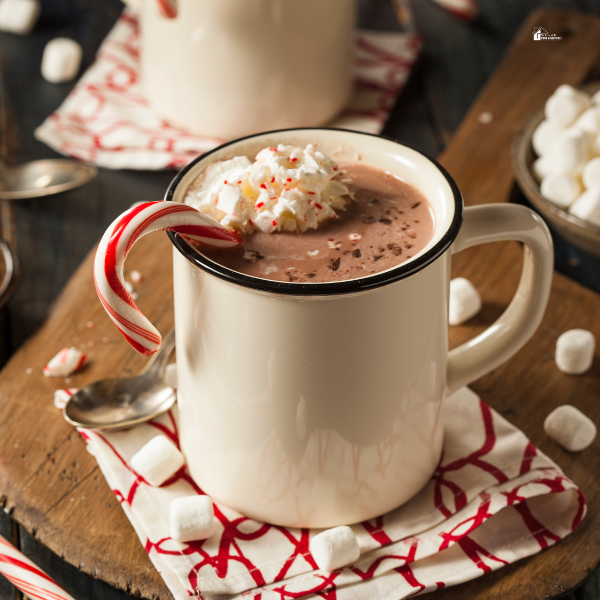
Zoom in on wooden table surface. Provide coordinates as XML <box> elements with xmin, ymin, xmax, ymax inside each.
<box><xmin>1</xmin><ymin>0</ymin><xmax>600</xmax><ymax>599</ymax></box>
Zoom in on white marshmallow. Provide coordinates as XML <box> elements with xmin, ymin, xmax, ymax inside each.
<box><xmin>532</xmin><ymin>120</ymin><xmax>564</xmax><ymax>157</ymax></box>
<box><xmin>548</xmin><ymin>129</ymin><xmax>588</xmax><ymax>175</ymax></box>
<box><xmin>310</xmin><ymin>526</ymin><xmax>360</xmax><ymax>572</ymax></box>
<box><xmin>130</xmin><ymin>435</ymin><xmax>185</xmax><ymax>486</ymax></box>
<box><xmin>583</xmin><ymin>157</ymin><xmax>600</xmax><ymax>189</ymax></box>
<box><xmin>555</xmin><ymin>329</ymin><xmax>596</xmax><ymax>375</ymax></box>
<box><xmin>575</xmin><ymin>106</ymin><xmax>600</xmax><ymax>135</ymax></box>
<box><xmin>532</xmin><ymin>155</ymin><xmax>559</xmax><ymax>182</ymax></box>
<box><xmin>592</xmin><ymin>90</ymin><xmax>600</xmax><ymax>106</ymax></box>
<box><xmin>0</xmin><ymin>0</ymin><xmax>39</xmax><ymax>34</ymax></box>
<box><xmin>170</xmin><ymin>496</ymin><xmax>216</xmax><ymax>542</ymax></box>
<box><xmin>41</xmin><ymin>38</ymin><xmax>82</xmax><ymax>84</ymax></box>
<box><xmin>449</xmin><ymin>277</ymin><xmax>482</xmax><ymax>326</ymax></box>
<box><xmin>540</xmin><ymin>174</ymin><xmax>581</xmax><ymax>209</ymax></box>
<box><xmin>569</xmin><ymin>188</ymin><xmax>600</xmax><ymax>227</ymax></box>
<box><xmin>544</xmin><ymin>405</ymin><xmax>596</xmax><ymax>451</ymax></box>
<box><xmin>545</xmin><ymin>87</ymin><xmax>590</xmax><ymax>128</ymax></box>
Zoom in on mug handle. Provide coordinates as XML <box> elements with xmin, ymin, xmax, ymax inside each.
<box><xmin>446</xmin><ymin>203</ymin><xmax>554</xmax><ymax>395</ymax></box>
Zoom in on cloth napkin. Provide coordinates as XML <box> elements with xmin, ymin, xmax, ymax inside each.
<box><xmin>76</xmin><ymin>386</ymin><xmax>585</xmax><ymax>600</ymax></box>
<box><xmin>34</xmin><ymin>11</ymin><xmax>421</xmax><ymax>171</ymax></box>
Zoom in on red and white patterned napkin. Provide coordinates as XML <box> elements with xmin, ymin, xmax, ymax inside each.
<box><xmin>34</xmin><ymin>11</ymin><xmax>421</xmax><ymax>171</ymax></box>
<box><xmin>76</xmin><ymin>386</ymin><xmax>584</xmax><ymax>599</ymax></box>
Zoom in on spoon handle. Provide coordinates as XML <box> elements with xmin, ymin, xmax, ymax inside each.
<box><xmin>144</xmin><ymin>330</ymin><xmax>176</xmax><ymax>378</ymax></box>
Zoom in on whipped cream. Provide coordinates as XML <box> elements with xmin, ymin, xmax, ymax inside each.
<box><xmin>185</xmin><ymin>144</ymin><xmax>348</xmax><ymax>233</ymax></box>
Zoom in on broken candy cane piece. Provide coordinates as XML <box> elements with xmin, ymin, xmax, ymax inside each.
<box><xmin>94</xmin><ymin>201</ymin><xmax>240</xmax><ymax>356</ymax></box>
<box><xmin>43</xmin><ymin>348</ymin><xmax>86</xmax><ymax>377</ymax></box>
<box><xmin>54</xmin><ymin>388</ymin><xmax>78</xmax><ymax>409</ymax></box>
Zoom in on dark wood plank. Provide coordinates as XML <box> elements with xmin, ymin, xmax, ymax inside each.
<box><xmin>424</xmin><ymin>7</ymin><xmax>600</xmax><ymax>599</ymax></box>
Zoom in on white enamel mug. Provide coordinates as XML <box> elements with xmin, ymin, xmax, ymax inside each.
<box><xmin>127</xmin><ymin>0</ymin><xmax>356</xmax><ymax>138</ymax></box>
<box><xmin>158</xmin><ymin>129</ymin><xmax>555</xmax><ymax>528</ymax></box>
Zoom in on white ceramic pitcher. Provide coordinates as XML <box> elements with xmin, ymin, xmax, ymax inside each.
<box><xmin>125</xmin><ymin>0</ymin><xmax>357</xmax><ymax>138</ymax></box>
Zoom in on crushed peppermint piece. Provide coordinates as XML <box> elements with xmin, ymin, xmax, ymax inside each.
<box><xmin>43</xmin><ymin>347</ymin><xmax>87</xmax><ymax>377</ymax></box>
<box><xmin>349</xmin><ymin>233</ymin><xmax>362</xmax><ymax>240</ymax></box>
<box><xmin>130</xmin><ymin>270</ymin><xmax>143</xmax><ymax>283</ymax></box>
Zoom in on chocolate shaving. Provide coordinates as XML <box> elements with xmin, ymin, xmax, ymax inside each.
<box><xmin>370</xmin><ymin>198</ymin><xmax>379</xmax><ymax>204</ymax></box>
<box><xmin>387</xmin><ymin>243</ymin><xmax>402</xmax><ymax>256</ymax></box>
<box><xmin>243</xmin><ymin>248</ymin><xmax>265</xmax><ymax>263</ymax></box>
<box><xmin>307</xmin><ymin>272</ymin><xmax>316</xmax><ymax>278</ymax></box>
<box><xmin>411</xmin><ymin>202</ymin><xmax>421</xmax><ymax>209</ymax></box>
<box><xmin>363</xmin><ymin>216</ymin><xmax>376</xmax><ymax>224</ymax></box>
<box><xmin>373</xmin><ymin>255</ymin><xmax>384</xmax><ymax>261</ymax></box>
<box><xmin>289</xmin><ymin>275</ymin><xmax>299</xmax><ymax>282</ymax></box>
<box><xmin>352</xmin><ymin>249</ymin><xmax>361</xmax><ymax>258</ymax></box>
<box><xmin>379</xmin><ymin>218</ymin><xmax>392</xmax><ymax>225</ymax></box>
<box><xmin>328</xmin><ymin>257</ymin><xmax>341</xmax><ymax>271</ymax></box>
<box><xmin>405</xmin><ymin>243</ymin><xmax>413</xmax><ymax>249</ymax></box>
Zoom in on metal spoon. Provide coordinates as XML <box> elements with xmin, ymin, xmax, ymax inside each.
<box><xmin>63</xmin><ymin>331</ymin><xmax>176</xmax><ymax>430</ymax></box>
<box><xmin>0</xmin><ymin>158</ymin><xmax>97</xmax><ymax>200</ymax></box>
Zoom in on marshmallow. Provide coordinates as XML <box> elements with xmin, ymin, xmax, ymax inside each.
<box><xmin>575</xmin><ymin>106</ymin><xmax>600</xmax><ymax>135</ymax></box>
<box><xmin>0</xmin><ymin>0</ymin><xmax>39</xmax><ymax>34</ymax></box>
<box><xmin>544</xmin><ymin>405</ymin><xmax>597</xmax><ymax>451</ymax></box>
<box><xmin>592</xmin><ymin>90</ymin><xmax>600</xmax><ymax>106</ymax></box>
<box><xmin>583</xmin><ymin>157</ymin><xmax>600</xmax><ymax>189</ymax></box>
<box><xmin>555</xmin><ymin>329</ymin><xmax>596</xmax><ymax>375</ymax></box>
<box><xmin>130</xmin><ymin>435</ymin><xmax>185</xmax><ymax>486</ymax></box>
<box><xmin>449</xmin><ymin>277</ymin><xmax>482</xmax><ymax>326</ymax></box>
<box><xmin>41</xmin><ymin>38</ymin><xmax>82</xmax><ymax>84</ymax></box>
<box><xmin>545</xmin><ymin>86</ymin><xmax>590</xmax><ymax>128</ymax></box>
<box><xmin>532</xmin><ymin>120</ymin><xmax>564</xmax><ymax>157</ymax></box>
<box><xmin>548</xmin><ymin>129</ymin><xmax>588</xmax><ymax>175</ymax></box>
<box><xmin>540</xmin><ymin>174</ymin><xmax>581</xmax><ymax>209</ymax></box>
<box><xmin>43</xmin><ymin>347</ymin><xmax>87</xmax><ymax>377</ymax></box>
<box><xmin>532</xmin><ymin>155</ymin><xmax>558</xmax><ymax>182</ymax></box>
<box><xmin>310</xmin><ymin>526</ymin><xmax>360</xmax><ymax>572</ymax></box>
<box><xmin>569</xmin><ymin>188</ymin><xmax>600</xmax><ymax>227</ymax></box>
<box><xmin>170</xmin><ymin>496</ymin><xmax>216</xmax><ymax>542</ymax></box>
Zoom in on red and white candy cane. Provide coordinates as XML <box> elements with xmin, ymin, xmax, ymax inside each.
<box><xmin>94</xmin><ymin>201</ymin><xmax>241</xmax><ymax>356</ymax></box>
<box><xmin>156</xmin><ymin>0</ymin><xmax>177</xmax><ymax>18</ymax></box>
<box><xmin>0</xmin><ymin>534</ymin><xmax>76</xmax><ymax>600</ymax></box>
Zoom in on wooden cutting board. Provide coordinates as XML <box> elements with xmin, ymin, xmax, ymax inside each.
<box><xmin>1</xmin><ymin>8</ymin><xmax>600</xmax><ymax>599</ymax></box>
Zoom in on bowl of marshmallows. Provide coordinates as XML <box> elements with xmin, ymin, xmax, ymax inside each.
<box><xmin>513</xmin><ymin>83</ymin><xmax>600</xmax><ymax>257</ymax></box>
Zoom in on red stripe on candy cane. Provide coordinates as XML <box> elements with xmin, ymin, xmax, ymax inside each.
<box><xmin>94</xmin><ymin>201</ymin><xmax>240</xmax><ymax>356</ymax></box>
<box><xmin>0</xmin><ymin>534</ymin><xmax>76</xmax><ymax>600</ymax></box>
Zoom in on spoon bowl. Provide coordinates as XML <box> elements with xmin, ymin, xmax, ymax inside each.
<box><xmin>64</xmin><ymin>332</ymin><xmax>176</xmax><ymax>430</ymax></box>
<box><xmin>0</xmin><ymin>158</ymin><xmax>97</xmax><ymax>200</ymax></box>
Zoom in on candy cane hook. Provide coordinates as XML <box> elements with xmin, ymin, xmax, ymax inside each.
<box><xmin>0</xmin><ymin>534</ymin><xmax>77</xmax><ymax>600</ymax></box>
<box><xmin>94</xmin><ymin>201</ymin><xmax>241</xmax><ymax>356</ymax></box>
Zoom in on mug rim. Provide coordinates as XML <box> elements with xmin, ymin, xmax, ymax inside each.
<box><xmin>165</xmin><ymin>128</ymin><xmax>463</xmax><ymax>296</ymax></box>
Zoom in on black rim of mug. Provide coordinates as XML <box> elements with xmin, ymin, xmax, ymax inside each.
<box><xmin>165</xmin><ymin>128</ymin><xmax>464</xmax><ymax>296</ymax></box>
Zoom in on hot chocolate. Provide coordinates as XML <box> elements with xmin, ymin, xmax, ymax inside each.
<box><xmin>189</xmin><ymin>163</ymin><xmax>435</xmax><ymax>283</ymax></box>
